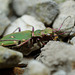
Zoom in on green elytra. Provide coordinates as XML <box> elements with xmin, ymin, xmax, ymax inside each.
<box><xmin>0</xmin><ymin>28</ymin><xmax>53</xmax><ymax>46</ymax></box>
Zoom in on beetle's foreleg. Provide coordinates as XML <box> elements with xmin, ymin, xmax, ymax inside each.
<box><xmin>36</xmin><ymin>38</ymin><xmax>45</xmax><ymax>46</ymax></box>
<box><xmin>13</xmin><ymin>27</ymin><xmax>21</xmax><ymax>33</ymax></box>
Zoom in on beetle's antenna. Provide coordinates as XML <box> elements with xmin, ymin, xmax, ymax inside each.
<box><xmin>53</xmin><ymin>30</ymin><xmax>72</xmax><ymax>38</ymax></box>
<box><xmin>13</xmin><ymin>27</ymin><xmax>21</xmax><ymax>33</ymax></box>
<box><xmin>51</xmin><ymin>16</ymin><xmax>72</xmax><ymax>41</ymax></box>
<box><xmin>54</xmin><ymin>16</ymin><xmax>71</xmax><ymax>32</ymax></box>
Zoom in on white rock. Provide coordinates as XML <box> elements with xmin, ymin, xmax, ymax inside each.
<box><xmin>37</xmin><ymin>41</ymin><xmax>75</xmax><ymax>74</ymax></box>
<box><xmin>23</xmin><ymin>60</ymin><xmax>49</xmax><ymax>75</ymax></box>
<box><xmin>4</xmin><ymin>15</ymin><xmax>45</xmax><ymax>35</ymax></box>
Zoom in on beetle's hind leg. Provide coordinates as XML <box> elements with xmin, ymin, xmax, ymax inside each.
<box><xmin>16</xmin><ymin>39</ymin><xmax>31</xmax><ymax>47</ymax></box>
<box><xmin>27</xmin><ymin>38</ymin><xmax>34</xmax><ymax>48</ymax></box>
<box><xmin>36</xmin><ymin>38</ymin><xmax>45</xmax><ymax>47</ymax></box>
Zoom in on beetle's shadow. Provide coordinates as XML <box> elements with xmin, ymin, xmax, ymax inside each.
<box><xmin>24</xmin><ymin>49</ymin><xmax>41</xmax><ymax>59</ymax></box>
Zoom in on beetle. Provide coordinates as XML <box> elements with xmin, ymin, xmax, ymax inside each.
<box><xmin>0</xmin><ymin>16</ymin><xmax>71</xmax><ymax>55</ymax></box>
<box><xmin>0</xmin><ymin>28</ymin><xmax>55</xmax><ymax>55</ymax></box>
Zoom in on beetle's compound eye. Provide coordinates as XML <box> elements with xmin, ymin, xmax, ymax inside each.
<box><xmin>47</xmin><ymin>34</ymin><xmax>50</xmax><ymax>36</ymax></box>
<box><xmin>10</xmin><ymin>36</ymin><xmax>15</xmax><ymax>38</ymax></box>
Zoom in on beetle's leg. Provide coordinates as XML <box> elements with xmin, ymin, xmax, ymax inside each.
<box><xmin>36</xmin><ymin>38</ymin><xmax>41</xmax><ymax>47</ymax></box>
<box><xmin>36</xmin><ymin>38</ymin><xmax>45</xmax><ymax>46</ymax></box>
<box><xmin>17</xmin><ymin>39</ymin><xmax>31</xmax><ymax>47</ymax></box>
<box><xmin>27</xmin><ymin>38</ymin><xmax>34</xmax><ymax>48</ymax></box>
<box><xmin>32</xmin><ymin>27</ymin><xmax>35</xmax><ymax>37</ymax></box>
<box><xmin>13</xmin><ymin>27</ymin><xmax>21</xmax><ymax>33</ymax></box>
<box><xmin>30</xmin><ymin>38</ymin><xmax>34</xmax><ymax>46</ymax></box>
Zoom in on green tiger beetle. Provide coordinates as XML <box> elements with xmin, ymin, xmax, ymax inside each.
<box><xmin>0</xmin><ymin>16</ymin><xmax>71</xmax><ymax>55</ymax></box>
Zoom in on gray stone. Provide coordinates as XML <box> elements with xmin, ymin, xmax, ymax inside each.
<box><xmin>53</xmin><ymin>0</ymin><xmax>75</xmax><ymax>34</ymax></box>
<box><xmin>0</xmin><ymin>0</ymin><xmax>11</xmax><ymax>15</ymax></box>
<box><xmin>70</xmin><ymin>26</ymin><xmax>75</xmax><ymax>36</ymax></box>
<box><xmin>12</xmin><ymin>0</ymin><xmax>59</xmax><ymax>25</ymax></box>
<box><xmin>19</xmin><ymin>57</ymin><xmax>34</xmax><ymax>65</ymax></box>
<box><xmin>69</xmin><ymin>37</ymin><xmax>75</xmax><ymax>45</ymax></box>
<box><xmin>9</xmin><ymin>16</ymin><xmax>17</xmax><ymax>22</ymax></box>
<box><xmin>37</xmin><ymin>41</ymin><xmax>75</xmax><ymax>74</ymax></box>
<box><xmin>68</xmin><ymin>70</ymin><xmax>75</xmax><ymax>75</ymax></box>
<box><xmin>0</xmin><ymin>12</ymin><xmax>10</xmax><ymax>36</ymax></box>
<box><xmin>0</xmin><ymin>46</ymin><xmax>23</xmax><ymax>68</ymax></box>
